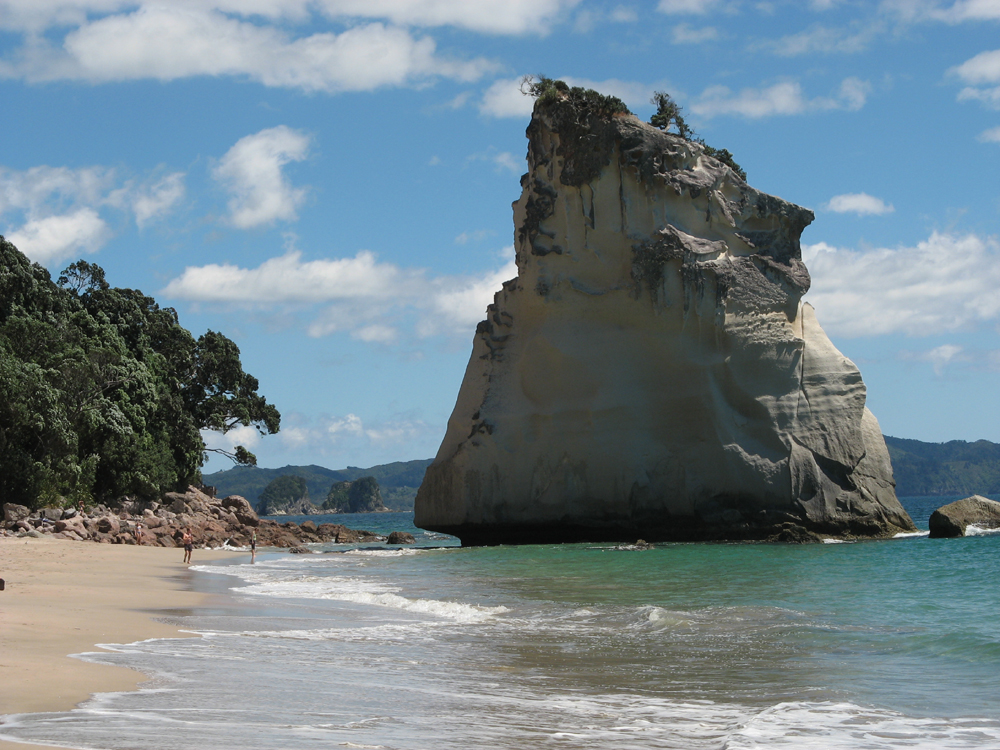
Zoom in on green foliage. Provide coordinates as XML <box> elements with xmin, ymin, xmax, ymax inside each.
<box><xmin>521</xmin><ymin>75</ymin><xmax>632</xmax><ymax>118</ymax></box>
<box><xmin>258</xmin><ymin>474</ymin><xmax>309</xmax><ymax>515</ymax></box>
<box><xmin>884</xmin><ymin>436</ymin><xmax>1000</xmax><ymax>496</ymax></box>
<box><xmin>323</xmin><ymin>480</ymin><xmax>351</xmax><ymax>512</ymax></box>
<box><xmin>648</xmin><ymin>90</ymin><xmax>748</xmax><ymax>182</ymax></box>
<box><xmin>650</xmin><ymin>91</ymin><xmax>692</xmax><ymax>139</ymax></box>
<box><xmin>0</xmin><ymin>237</ymin><xmax>280</xmax><ymax>509</ymax></box>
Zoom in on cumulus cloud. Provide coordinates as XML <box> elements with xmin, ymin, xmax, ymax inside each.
<box><xmin>0</xmin><ymin>163</ymin><xmax>183</xmax><ymax>264</ymax></box>
<box><xmin>979</xmin><ymin>126</ymin><xmax>1000</xmax><ymax>142</ymax></box>
<box><xmin>802</xmin><ymin>232</ymin><xmax>1000</xmax><ymax>338</ymax></box>
<box><xmin>212</xmin><ymin>126</ymin><xmax>310</xmax><ymax>229</ymax></box>
<box><xmin>162</xmin><ymin>249</ymin><xmax>415</xmax><ymax>303</ymax></box>
<box><xmin>479</xmin><ymin>77</ymin><xmax>535</xmax><ymax>118</ymax></box>
<box><xmin>823</xmin><ymin>192</ymin><xmax>894</xmax><ymax>215</ymax></box>
<box><xmin>951</xmin><ymin>49</ymin><xmax>1000</xmax><ymax>108</ymax></box>
<box><xmin>6</xmin><ymin>208</ymin><xmax>109</xmax><ymax>264</ymax></box>
<box><xmin>0</xmin><ymin>7</ymin><xmax>496</xmax><ymax>91</ymax></box>
<box><xmin>162</xmin><ymin>245</ymin><xmax>517</xmax><ymax>341</ymax></box>
<box><xmin>690</xmin><ymin>77</ymin><xmax>870</xmax><ymax>118</ymax></box>
<box><xmin>952</xmin><ymin>49</ymin><xmax>1000</xmax><ymax>85</ymax></box>
<box><xmin>130</xmin><ymin>172</ymin><xmax>186</xmax><ymax>228</ymax></box>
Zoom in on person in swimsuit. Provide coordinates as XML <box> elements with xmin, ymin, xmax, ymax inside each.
<box><xmin>250</xmin><ymin>529</ymin><xmax>257</xmax><ymax>562</ymax></box>
<box><xmin>182</xmin><ymin>529</ymin><xmax>193</xmax><ymax>564</ymax></box>
<box><xmin>134</xmin><ymin>522</ymin><xmax>143</xmax><ymax>545</ymax></box>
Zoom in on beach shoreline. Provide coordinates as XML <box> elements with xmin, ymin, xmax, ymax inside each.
<box><xmin>0</xmin><ymin>536</ymin><xmax>242</xmax><ymax>749</ymax></box>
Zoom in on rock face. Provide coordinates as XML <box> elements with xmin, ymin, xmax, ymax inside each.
<box><xmin>415</xmin><ymin>91</ymin><xmax>915</xmax><ymax>545</ymax></box>
<box><xmin>929</xmin><ymin>495</ymin><xmax>1000</xmax><ymax>538</ymax></box>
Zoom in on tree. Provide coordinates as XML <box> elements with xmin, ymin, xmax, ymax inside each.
<box><xmin>0</xmin><ymin>236</ymin><xmax>280</xmax><ymax>508</ymax></box>
<box><xmin>650</xmin><ymin>91</ymin><xmax>691</xmax><ymax>139</ymax></box>
<box><xmin>186</xmin><ymin>330</ymin><xmax>281</xmax><ymax>466</ymax></box>
<box><xmin>648</xmin><ymin>91</ymin><xmax>748</xmax><ymax>182</ymax></box>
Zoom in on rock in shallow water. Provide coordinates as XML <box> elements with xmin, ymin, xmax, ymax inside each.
<box><xmin>414</xmin><ymin>89</ymin><xmax>915</xmax><ymax>546</ymax></box>
<box><xmin>929</xmin><ymin>495</ymin><xmax>1000</xmax><ymax>538</ymax></box>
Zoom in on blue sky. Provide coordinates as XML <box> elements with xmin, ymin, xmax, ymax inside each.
<box><xmin>1</xmin><ymin>0</ymin><xmax>998</xmax><ymax>472</ymax></box>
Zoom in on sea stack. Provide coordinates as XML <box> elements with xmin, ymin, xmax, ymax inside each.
<box><xmin>415</xmin><ymin>84</ymin><xmax>915</xmax><ymax>545</ymax></box>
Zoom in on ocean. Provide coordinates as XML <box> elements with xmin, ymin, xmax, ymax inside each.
<box><xmin>4</xmin><ymin>496</ymin><xmax>1000</xmax><ymax>749</ymax></box>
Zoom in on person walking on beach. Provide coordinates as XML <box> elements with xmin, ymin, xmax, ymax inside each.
<box><xmin>134</xmin><ymin>521</ymin><xmax>143</xmax><ymax>545</ymax></box>
<box><xmin>182</xmin><ymin>529</ymin><xmax>193</xmax><ymax>564</ymax></box>
<box><xmin>250</xmin><ymin>529</ymin><xmax>257</xmax><ymax>563</ymax></box>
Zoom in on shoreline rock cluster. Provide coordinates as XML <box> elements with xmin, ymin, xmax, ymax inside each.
<box><xmin>2</xmin><ymin>486</ymin><xmax>415</xmax><ymax>548</ymax></box>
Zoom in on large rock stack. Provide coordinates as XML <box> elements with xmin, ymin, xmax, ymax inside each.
<box><xmin>415</xmin><ymin>88</ymin><xmax>916</xmax><ymax>545</ymax></box>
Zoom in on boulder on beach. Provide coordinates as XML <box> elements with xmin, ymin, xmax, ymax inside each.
<box><xmin>414</xmin><ymin>83</ymin><xmax>915</xmax><ymax>546</ymax></box>
<box><xmin>928</xmin><ymin>495</ymin><xmax>1000</xmax><ymax>538</ymax></box>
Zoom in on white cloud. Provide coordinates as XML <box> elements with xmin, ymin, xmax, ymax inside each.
<box><xmin>958</xmin><ymin>86</ymin><xmax>1000</xmax><ymax>108</ymax></box>
<box><xmin>657</xmin><ymin>0</ymin><xmax>723</xmax><ymax>13</ymax></box>
<box><xmin>480</xmin><ymin>77</ymin><xmax>536</xmax><ymax>118</ymax></box>
<box><xmin>1</xmin><ymin>7</ymin><xmax>495</xmax><ymax>91</ymax></box>
<box><xmin>316</xmin><ymin>0</ymin><xmax>580</xmax><ymax>34</ymax></box>
<box><xmin>273</xmin><ymin>410</ymin><xmax>436</xmax><ymax>463</ymax></box>
<box><xmin>162</xmin><ymin>245</ymin><xmax>517</xmax><ymax>342</ymax></box>
<box><xmin>951</xmin><ymin>49</ymin><xmax>1000</xmax><ymax>108</ymax></box>
<box><xmin>479</xmin><ymin>74</ymin><xmax>659</xmax><ymax>119</ymax></box>
<box><xmin>201</xmin><ymin>424</ymin><xmax>263</xmax><ymax>458</ymax></box>
<box><xmin>762</xmin><ymin>23</ymin><xmax>880</xmax><ymax>56</ymax></box>
<box><xmin>691</xmin><ymin>77</ymin><xmax>870</xmax><ymax>118</ymax></box>
<box><xmin>6</xmin><ymin>208</ymin><xmax>109</xmax><ymax>264</ymax></box>
<box><xmin>930</xmin><ymin>0</ymin><xmax>1000</xmax><ymax>21</ymax></box>
<box><xmin>0</xmin><ymin>0</ymin><xmax>581</xmax><ymax>35</ymax></box>
<box><xmin>419</xmin><ymin>247</ymin><xmax>518</xmax><ymax>337</ymax></box>
<box><xmin>952</xmin><ymin>49</ymin><xmax>1000</xmax><ymax>85</ymax></box>
<box><xmin>823</xmin><ymin>192</ymin><xmax>894</xmax><ymax>215</ymax></box>
<box><xmin>0</xmin><ymin>164</ymin><xmax>112</xmax><ymax>214</ymax></box>
<box><xmin>0</xmin><ymin>164</ymin><xmax>182</xmax><ymax>262</ymax></box>
<box><xmin>979</xmin><ymin>126</ymin><xmax>1000</xmax><ymax>142</ymax></box>
<box><xmin>467</xmin><ymin>149</ymin><xmax>523</xmax><ymax>174</ymax></box>
<box><xmin>899</xmin><ymin>344</ymin><xmax>966</xmax><ymax>375</ymax></box>
<box><xmin>213</xmin><ymin>126</ymin><xmax>310</xmax><ymax>229</ymax></box>
<box><xmin>672</xmin><ymin>23</ymin><xmax>719</xmax><ymax>43</ymax></box>
<box><xmin>802</xmin><ymin>232</ymin><xmax>1000</xmax><ymax>337</ymax></box>
<box><xmin>131</xmin><ymin>172</ymin><xmax>186</xmax><ymax>229</ymax></box>
<box><xmin>162</xmin><ymin>249</ymin><xmax>415</xmax><ymax>303</ymax></box>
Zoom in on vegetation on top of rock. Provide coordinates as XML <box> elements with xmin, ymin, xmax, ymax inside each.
<box><xmin>323</xmin><ymin>476</ymin><xmax>386</xmax><ymax>513</ymax></box>
<box><xmin>257</xmin><ymin>475</ymin><xmax>310</xmax><ymax>515</ymax></box>
<box><xmin>649</xmin><ymin>90</ymin><xmax>748</xmax><ymax>182</ymax></box>
<box><xmin>0</xmin><ymin>239</ymin><xmax>280</xmax><ymax>510</ymax></box>
<box><xmin>521</xmin><ymin>75</ymin><xmax>632</xmax><ymax>119</ymax></box>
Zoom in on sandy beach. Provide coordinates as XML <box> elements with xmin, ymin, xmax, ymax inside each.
<box><xmin>0</xmin><ymin>536</ymin><xmax>241</xmax><ymax>750</ymax></box>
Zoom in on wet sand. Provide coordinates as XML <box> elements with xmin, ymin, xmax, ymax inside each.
<box><xmin>0</xmin><ymin>535</ymin><xmax>241</xmax><ymax>749</ymax></box>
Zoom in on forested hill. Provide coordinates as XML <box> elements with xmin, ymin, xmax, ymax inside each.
<box><xmin>203</xmin><ymin>458</ymin><xmax>433</xmax><ymax>510</ymax></box>
<box><xmin>0</xmin><ymin>239</ymin><xmax>279</xmax><ymax>509</ymax></box>
<box><xmin>885</xmin><ymin>436</ymin><xmax>1000</xmax><ymax>496</ymax></box>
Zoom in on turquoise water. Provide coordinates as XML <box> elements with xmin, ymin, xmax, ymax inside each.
<box><xmin>3</xmin><ymin>497</ymin><xmax>1000</xmax><ymax>749</ymax></box>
